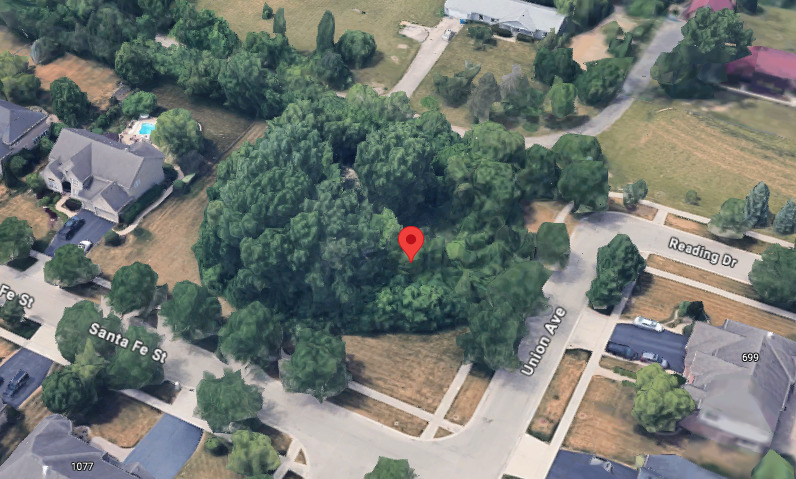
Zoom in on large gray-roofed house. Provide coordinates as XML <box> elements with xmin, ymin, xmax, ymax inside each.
<box><xmin>0</xmin><ymin>99</ymin><xmax>49</xmax><ymax>174</ymax></box>
<box><xmin>444</xmin><ymin>0</ymin><xmax>567</xmax><ymax>39</ymax></box>
<box><xmin>681</xmin><ymin>319</ymin><xmax>796</xmax><ymax>452</ymax></box>
<box><xmin>638</xmin><ymin>454</ymin><xmax>726</xmax><ymax>479</ymax></box>
<box><xmin>41</xmin><ymin>128</ymin><xmax>165</xmax><ymax>223</ymax></box>
<box><xmin>0</xmin><ymin>414</ymin><xmax>154</xmax><ymax>479</ymax></box>
<box><xmin>546</xmin><ymin>450</ymin><xmax>637</xmax><ymax>479</ymax></box>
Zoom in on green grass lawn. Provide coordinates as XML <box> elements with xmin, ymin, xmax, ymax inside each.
<box><xmin>740</xmin><ymin>6</ymin><xmax>796</xmax><ymax>53</ymax></box>
<box><xmin>196</xmin><ymin>0</ymin><xmax>445</xmax><ymax>91</ymax></box>
<box><xmin>598</xmin><ymin>93</ymin><xmax>796</xmax><ymax>222</ymax></box>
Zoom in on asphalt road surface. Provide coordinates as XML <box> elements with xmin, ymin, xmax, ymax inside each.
<box><xmin>124</xmin><ymin>414</ymin><xmax>202</xmax><ymax>479</ymax></box>
<box><xmin>609</xmin><ymin>323</ymin><xmax>688</xmax><ymax>373</ymax></box>
<box><xmin>45</xmin><ymin>210</ymin><xmax>114</xmax><ymax>256</ymax></box>
<box><xmin>0</xmin><ymin>348</ymin><xmax>53</xmax><ymax>408</ymax></box>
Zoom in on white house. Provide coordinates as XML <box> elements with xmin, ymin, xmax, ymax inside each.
<box><xmin>444</xmin><ymin>0</ymin><xmax>567</xmax><ymax>39</ymax></box>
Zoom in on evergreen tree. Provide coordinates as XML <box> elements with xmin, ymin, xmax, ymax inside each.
<box><xmin>261</xmin><ymin>1</ymin><xmax>273</xmax><ymax>19</ymax></box>
<box><xmin>315</xmin><ymin>10</ymin><xmax>335</xmax><ymax>54</ymax></box>
<box><xmin>773</xmin><ymin>198</ymin><xmax>796</xmax><ymax>235</ymax></box>
<box><xmin>623</xmin><ymin>179</ymin><xmax>648</xmax><ymax>209</ymax></box>
<box><xmin>273</xmin><ymin>8</ymin><xmax>286</xmax><ymax>35</ymax></box>
<box><xmin>744</xmin><ymin>181</ymin><xmax>770</xmax><ymax>227</ymax></box>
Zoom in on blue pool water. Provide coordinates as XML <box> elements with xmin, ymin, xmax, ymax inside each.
<box><xmin>139</xmin><ymin>123</ymin><xmax>156</xmax><ymax>135</ymax></box>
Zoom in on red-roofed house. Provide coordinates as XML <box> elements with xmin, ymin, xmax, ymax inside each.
<box><xmin>682</xmin><ymin>0</ymin><xmax>735</xmax><ymax>19</ymax></box>
<box><xmin>725</xmin><ymin>46</ymin><xmax>796</xmax><ymax>92</ymax></box>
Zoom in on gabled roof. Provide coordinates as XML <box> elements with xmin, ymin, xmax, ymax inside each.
<box><xmin>725</xmin><ymin>46</ymin><xmax>796</xmax><ymax>82</ymax></box>
<box><xmin>0</xmin><ymin>99</ymin><xmax>47</xmax><ymax>146</ymax></box>
<box><xmin>546</xmin><ymin>450</ymin><xmax>637</xmax><ymax>479</ymax></box>
<box><xmin>445</xmin><ymin>0</ymin><xmax>566</xmax><ymax>33</ymax></box>
<box><xmin>0</xmin><ymin>414</ymin><xmax>154</xmax><ymax>479</ymax></box>
<box><xmin>639</xmin><ymin>454</ymin><xmax>726</xmax><ymax>479</ymax></box>
<box><xmin>683</xmin><ymin>0</ymin><xmax>735</xmax><ymax>17</ymax></box>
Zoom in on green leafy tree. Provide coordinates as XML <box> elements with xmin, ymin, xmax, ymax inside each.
<box><xmin>55</xmin><ymin>300</ymin><xmax>122</xmax><ymax>362</ymax></box>
<box><xmin>261</xmin><ymin>1</ymin><xmax>273</xmax><ymax>19</ymax></box>
<box><xmin>151</xmin><ymin>108</ymin><xmax>203</xmax><ymax>156</ymax></box>
<box><xmin>534</xmin><ymin>47</ymin><xmax>582</xmax><ymax>85</ymax></box>
<box><xmin>752</xmin><ymin>450</ymin><xmax>795</xmax><ymax>479</ymax></box>
<box><xmin>364</xmin><ymin>457</ymin><xmax>416</xmax><ymax>479</ymax></box>
<box><xmin>576</xmin><ymin>57</ymin><xmax>629</xmax><ymax>106</ymax></box>
<box><xmin>551</xmin><ymin>133</ymin><xmax>605</xmax><ymax>168</ymax></box>
<box><xmin>122</xmin><ymin>91</ymin><xmax>158</xmax><ymax>118</ymax></box>
<box><xmin>313</xmin><ymin>51</ymin><xmax>353</xmax><ymax>90</ymax></box>
<box><xmin>1</xmin><ymin>72</ymin><xmax>40</xmax><ymax>105</ymax></box>
<box><xmin>170</xmin><ymin>6</ymin><xmax>240</xmax><ymax>58</ymax></box>
<box><xmin>516</xmin><ymin>145</ymin><xmax>562</xmax><ymax>200</ymax></box>
<box><xmin>336</xmin><ymin>30</ymin><xmax>377</xmax><ymax>68</ymax></box>
<box><xmin>707</xmin><ymin>198</ymin><xmax>750</xmax><ymax>239</ymax></box>
<box><xmin>500</xmin><ymin>71</ymin><xmax>544</xmax><ymax>123</ymax></box>
<box><xmin>104</xmin><ymin>325</ymin><xmax>164</xmax><ymax>390</ymax></box>
<box><xmin>587</xmin><ymin>234</ymin><xmax>646</xmax><ymax>309</ymax></box>
<box><xmin>315</xmin><ymin>10</ymin><xmax>335</xmax><ymax>53</ymax></box>
<box><xmin>114</xmin><ymin>41</ymin><xmax>157</xmax><ymax>87</ymax></box>
<box><xmin>738</xmin><ymin>0</ymin><xmax>758</xmax><ymax>13</ymax></box>
<box><xmin>744</xmin><ymin>181</ymin><xmax>770</xmax><ymax>227</ymax></box>
<box><xmin>195</xmin><ymin>369</ymin><xmax>263</xmax><ymax>432</ymax></box>
<box><xmin>677</xmin><ymin>300</ymin><xmax>708</xmax><ymax>322</ymax></box>
<box><xmin>0</xmin><ymin>296</ymin><xmax>24</xmax><ymax>328</ymax></box>
<box><xmin>280</xmin><ymin>328</ymin><xmax>350</xmax><ymax>402</ymax></box>
<box><xmin>273</xmin><ymin>7</ymin><xmax>286</xmax><ymax>35</ymax></box>
<box><xmin>219</xmin><ymin>301</ymin><xmax>283</xmax><ymax>366</ymax></box>
<box><xmin>108</xmin><ymin>262</ymin><xmax>159</xmax><ymax>314</ymax></box>
<box><xmin>41</xmin><ymin>362</ymin><xmax>99</xmax><ymax>415</ymax></box>
<box><xmin>608</xmin><ymin>33</ymin><xmax>634</xmax><ymax>58</ymax></box>
<box><xmin>161</xmin><ymin>280</ymin><xmax>222</xmax><ymax>340</ymax></box>
<box><xmin>218</xmin><ymin>52</ymin><xmax>284</xmax><ymax>118</ymax></box>
<box><xmin>536</xmin><ymin>222</ymin><xmax>570</xmax><ymax>268</ymax></box>
<box><xmin>244</xmin><ymin>31</ymin><xmax>293</xmax><ymax>69</ymax></box>
<box><xmin>50</xmin><ymin>77</ymin><xmax>91</xmax><ymax>127</ymax></box>
<box><xmin>0</xmin><ymin>217</ymin><xmax>33</xmax><ymax>264</ymax></box>
<box><xmin>623</xmin><ymin>179</ymin><xmax>648</xmax><ymax>209</ymax></box>
<box><xmin>468</xmin><ymin>72</ymin><xmax>501</xmax><ymax>123</ymax></box>
<box><xmin>464</xmin><ymin>120</ymin><xmax>525</xmax><ymax>164</ymax></box>
<box><xmin>44</xmin><ymin>244</ymin><xmax>101</xmax><ymax>287</ymax></box>
<box><xmin>632</xmin><ymin>363</ymin><xmax>696</xmax><ymax>433</ymax></box>
<box><xmin>467</xmin><ymin>25</ymin><xmax>493</xmax><ymax>50</ymax></box>
<box><xmin>547</xmin><ymin>79</ymin><xmax>576</xmax><ymax>120</ymax></box>
<box><xmin>227</xmin><ymin>430</ymin><xmax>281</xmax><ymax>476</ymax></box>
<box><xmin>457</xmin><ymin>301</ymin><xmax>525</xmax><ymax>371</ymax></box>
<box><xmin>433</xmin><ymin>61</ymin><xmax>480</xmax><ymax>106</ymax></box>
<box><xmin>627</xmin><ymin>0</ymin><xmax>668</xmax><ymax>17</ymax></box>
<box><xmin>749</xmin><ymin>245</ymin><xmax>796</xmax><ymax>312</ymax></box>
<box><xmin>25</xmin><ymin>172</ymin><xmax>47</xmax><ymax>195</ymax></box>
<box><xmin>773</xmin><ymin>198</ymin><xmax>796</xmax><ymax>235</ymax></box>
<box><xmin>685</xmin><ymin>189</ymin><xmax>699</xmax><ymax>205</ymax></box>
<box><xmin>557</xmin><ymin>160</ymin><xmax>609</xmax><ymax>213</ymax></box>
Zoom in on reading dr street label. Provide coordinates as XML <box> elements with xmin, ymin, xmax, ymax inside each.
<box><xmin>668</xmin><ymin>236</ymin><xmax>738</xmax><ymax>267</ymax></box>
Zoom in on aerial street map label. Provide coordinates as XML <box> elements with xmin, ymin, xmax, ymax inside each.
<box><xmin>668</xmin><ymin>237</ymin><xmax>738</xmax><ymax>267</ymax></box>
<box><xmin>88</xmin><ymin>322</ymin><xmax>168</xmax><ymax>363</ymax></box>
<box><xmin>521</xmin><ymin>307</ymin><xmax>566</xmax><ymax>377</ymax></box>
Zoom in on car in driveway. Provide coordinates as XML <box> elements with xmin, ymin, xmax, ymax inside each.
<box><xmin>633</xmin><ymin>316</ymin><xmax>664</xmax><ymax>332</ymax></box>
<box><xmin>641</xmin><ymin>352</ymin><xmax>669</xmax><ymax>369</ymax></box>
<box><xmin>78</xmin><ymin>240</ymin><xmax>93</xmax><ymax>253</ymax></box>
<box><xmin>442</xmin><ymin>29</ymin><xmax>455</xmax><ymax>41</ymax></box>
<box><xmin>3</xmin><ymin>370</ymin><xmax>29</xmax><ymax>397</ymax></box>
<box><xmin>59</xmin><ymin>216</ymin><xmax>85</xmax><ymax>239</ymax></box>
<box><xmin>605</xmin><ymin>341</ymin><xmax>638</xmax><ymax>360</ymax></box>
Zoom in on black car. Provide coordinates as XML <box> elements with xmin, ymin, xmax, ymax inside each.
<box><xmin>4</xmin><ymin>370</ymin><xmax>29</xmax><ymax>397</ymax></box>
<box><xmin>60</xmin><ymin>216</ymin><xmax>85</xmax><ymax>240</ymax></box>
<box><xmin>605</xmin><ymin>341</ymin><xmax>638</xmax><ymax>360</ymax></box>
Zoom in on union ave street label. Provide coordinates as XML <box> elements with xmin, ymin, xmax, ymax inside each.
<box><xmin>521</xmin><ymin>307</ymin><xmax>566</xmax><ymax>377</ymax></box>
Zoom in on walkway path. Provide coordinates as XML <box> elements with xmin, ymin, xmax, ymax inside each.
<box><xmin>420</xmin><ymin>363</ymin><xmax>472</xmax><ymax>439</ymax></box>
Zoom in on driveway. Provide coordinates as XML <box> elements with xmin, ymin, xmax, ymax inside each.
<box><xmin>0</xmin><ymin>348</ymin><xmax>53</xmax><ymax>408</ymax></box>
<box><xmin>45</xmin><ymin>210</ymin><xmax>114</xmax><ymax>256</ymax></box>
<box><xmin>124</xmin><ymin>414</ymin><xmax>202</xmax><ymax>479</ymax></box>
<box><xmin>609</xmin><ymin>323</ymin><xmax>688</xmax><ymax>373</ymax></box>
<box><xmin>390</xmin><ymin>17</ymin><xmax>463</xmax><ymax>96</ymax></box>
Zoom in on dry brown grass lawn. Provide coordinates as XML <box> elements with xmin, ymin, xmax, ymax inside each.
<box><xmin>664</xmin><ymin>216</ymin><xmax>770</xmax><ymax>255</ymax></box>
<box><xmin>570</xmin><ymin>12</ymin><xmax>638</xmax><ymax>67</ymax></box>
<box><xmin>328</xmin><ymin>389</ymin><xmax>428</xmax><ymax>437</ymax></box>
<box><xmin>645</xmin><ymin>254</ymin><xmax>758</xmax><ymax>299</ymax></box>
<box><xmin>175</xmin><ymin>432</ymin><xmax>243</xmax><ymax>479</ymax></box>
<box><xmin>598</xmin><ymin>355</ymin><xmax>641</xmax><ymax>373</ymax></box>
<box><xmin>0</xmin><ymin>26</ymin><xmax>30</xmax><ymax>56</ymax></box>
<box><xmin>343</xmin><ymin>328</ymin><xmax>465</xmax><ymax>413</ymax></box>
<box><xmin>0</xmin><ymin>337</ymin><xmax>19</xmax><ymax>362</ymax></box>
<box><xmin>527</xmin><ymin>349</ymin><xmax>591</xmax><ymax>442</ymax></box>
<box><xmin>0</xmin><ymin>189</ymin><xmax>54</xmax><ymax>240</ymax></box>
<box><xmin>82</xmin><ymin>392</ymin><xmax>163</xmax><ymax>448</ymax></box>
<box><xmin>624</xmin><ymin>272</ymin><xmax>796</xmax><ymax>338</ymax></box>
<box><xmin>434</xmin><ymin>428</ymin><xmax>452</xmax><ymax>438</ymax></box>
<box><xmin>524</xmin><ymin>201</ymin><xmax>569</xmax><ymax>233</ymax></box>
<box><xmin>35</xmin><ymin>54</ymin><xmax>120</xmax><ymax>109</ymax></box>
<box><xmin>607</xmin><ymin>197</ymin><xmax>658</xmax><ymax>221</ymax></box>
<box><xmin>563</xmin><ymin>376</ymin><xmax>761</xmax><ymax>478</ymax></box>
<box><xmin>0</xmin><ymin>390</ymin><xmax>53</xmax><ymax>463</ymax></box>
<box><xmin>444</xmin><ymin>364</ymin><xmax>493</xmax><ymax>425</ymax></box>
<box><xmin>295</xmin><ymin>449</ymin><xmax>306</xmax><ymax>464</ymax></box>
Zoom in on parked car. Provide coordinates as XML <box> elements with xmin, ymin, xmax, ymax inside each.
<box><xmin>60</xmin><ymin>216</ymin><xmax>85</xmax><ymax>240</ymax></box>
<box><xmin>442</xmin><ymin>29</ymin><xmax>455</xmax><ymax>41</ymax></box>
<box><xmin>633</xmin><ymin>316</ymin><xmax>664</xmax><ymax>332</ymax></box>
<box><xmin>641</xmin><ymin>352</ymin><xmax>670</xmax><ymax>369</ymax></box>
<box><xmin>605</xmin><ymin>341</ymin><xmax>638</xmax><ymax>360</ymax></box>
<box><xmin>4</xmin><ymin>370</ymin><xmax>29</xmax><ymax>397</ymax></box>
<box><xmin>78</xmin><ymin>240</ymin><xmax>93</xmax><ymax>253</ymax></box>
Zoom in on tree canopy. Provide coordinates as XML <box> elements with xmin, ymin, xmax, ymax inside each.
<box><xmin>41</xmin><ymin>343</ymin><xmax>104</xmax><ymax>415</ymax></box>
<box><xmin>280</xmin><ymin>328</ymin><xmax>350</xmax><ymax>402</ymax></box>
<box><xmin>536</xmin><ymin>222</ymin><xmax>570</xmax><ymax>268</ymax></box>
<box><xmin>534</xmin><ymin>47</ymin><xmax>582</xmax><ymax>85</ymax></box>
<box><xmin>575</xmin><ymin>57</ymin><xmax>629</xmax><ymax>106</ymax></box>
<box><xmin>104</xmin><ymin>325</ymin><xmax>164</xmax><ymax>390</ymax></box>
<box><xmin>0</xmin><ymin>296</ymin><xmax>25</xmax><ymax>328</ymax></box>
<box><xmin>227</xmin><ymin>430</ymin><xmax>281</xmax><ymax>476</ymax></box>
<box><xmin>108</xmin><ymin>262</ymin><xmax>159</xmax><ymax>315</ymax></box>
<box><xmin>744</xmin><ymin>181</ymin><xmax>770</xmax><ymax>228</ymax></box>
<box><xmin>219</xmin><ymin>301</ymin><xmax>283</xmax><ymax>367</ymax></box>
<box><xmin>557</xmin><ymin>159</ymin><xmax>609</xmax><ymax>213</ymax></box>
<box><xmin>623</xmin><ymin>179</ymin><xmax>648</xmax><ymax>209</ymax></box>
<box><xmin>0</xmin><ymin>216</ymin><xmax>33</xmax><ymax>264</ymax></box>
<box><xmin>0</xmin><ymin>51</ymin><xmax>40</xmax><ymax>104</ymax></box>
<box><xmin>55</xmin><ymin>300</ymin><xmax>122</xmax><ymax>362</ymax></box>
<box><xmin>749</xmin><ymin>245</ymin><xmax>796</xmax><ymax>312</ymax></box>
<box><xmin>364</xmin><ymin>457</ymin><xmax>416</xmax><ymax>479</ymax></box>
<box><xmin>161</xmin><ymin>280</ymin><xmax>222</xmax><ymax>340</ymax></box>
<box><xmin>632</xmin><ymin>363</ymin><xmax>695</xmax><ymax>433</ymax></box>
<box><xmin>151</xmin><ymin>108</ymin><xmax>203</xmax><ymax>156</ymax></box>
<box><xmin>546</xmin><ymin>79</ymin><xmax>576</xmax><ymax>120</ymax></box>
<box><xmin>707</xmin><ymin>198</ymin><xmax>750</xmax><ymax>239</ymax></box>
<box><xmin>122</xmin><ymin>91</ymin><xmax>158</xmax><ymax>117</ymax></box>
<box><xmin>773</xmin><ymin>199</ymin><xmax>796</xmax><ymax>235</ymax></box>
<box><xmin>195</xmin><ymin>369</ymin><xmax>263</xmax><ymax>432</ymax></box>
<box><xmin>468</xmin><ymin>72</ymin><xmax>501</xmax><ymax>123</ymax></box>
<box><xmin>337</xmin><ymin>30</ymin><xmax>377</xmax><ymax>69</ymax></box>
<box><xmin>315</xmin><ymin>10</ymin><xmax>335</xmax><ymax>54</ymax></box>
<box><xmin>50</xmin><ymin>77</ymin><xmax>91</xmax><ymax>127</ymax></box>
<box><xmin>586</xmin><ymin>234</ymin><xmax>646</xmax><ymax>309</ymax></box>
<box><xmin>752</xmin><ymin>450</ymin><xmax>795</xmax><ymax>479</ymax></box>
<box><xmin>44</xmin><ymin>244</ymin><xmax>102</xmax><ymax>287</ymax></box>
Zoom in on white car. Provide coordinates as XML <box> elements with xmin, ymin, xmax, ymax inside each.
<box><xmin>633</xmin><ymin>316</ymin><xmax>664</xmax><ymax>332</ymax></box>
<box><xmin>442</xmin><ymin>29</ymin><xmax>455</xmax><ymax>41</ymax></box>
<box><xmin>77</xmin><ymin>240</ymin><xmax>93</xmax><ymax>253</ymax></box>
<box><xmin>641</xmin><ymin>352</ymin><xmax>669</xmax><ymax>369</ymax></box>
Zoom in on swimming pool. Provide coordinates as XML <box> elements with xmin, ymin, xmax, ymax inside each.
<box><xmin>139</xmin><ymin>123</ymin><xmax>156</xmax><ymax>135</ymax></box>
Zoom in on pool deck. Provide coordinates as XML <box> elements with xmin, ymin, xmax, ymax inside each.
<box><xmin>120</xmin><ymin>118</ymin><xmax>157</xmax><ymax>145</ymax></box>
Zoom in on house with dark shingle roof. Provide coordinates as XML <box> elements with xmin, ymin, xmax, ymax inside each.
<box><xmin>638</xmin><ymin>454</ymin><xmax>726</xmax><ymax>479</ymax></box>
<box><xmin>41</xmin><ymin>128</ymin><xmax>165</xmax><ymax>223</ymax></box>
<box><xmin>0</xmin><ymin>414</ymin><xmax>155</xmax><ymax>479</ymax></box>
<box><xmin>546</xmin><ymin>450</ymin><xmax>637</xmax><ymax>479</ymax></box>
<box><xmin>681</xmin><ymin>320</ymin><xmax>796</xmax><ymax>452</ymax></box>
<box><xmin>0</xmin><ymin>99</ymin><xmax>49</xmax><ymax>175</ymax></box>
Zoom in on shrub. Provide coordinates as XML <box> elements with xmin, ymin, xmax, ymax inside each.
<box><xmin>119</xmin><ymin>184</ymin><xmax>164</xmax><ymax>224</ymax></box>
<box><xmin>516</xmin><ymin>33</ymin><xmax>535</xmax><ymax>43</ymax></box>
<box><xmin>162</xmin><ymin>164</ymin><xmax>179</xmax><ymax>184</ymax></box>
<box><xmin>25</xmin><ymin>173</ymin><xmax>47</xmax><ymax>195</ymax></box>
<box><xmin>204</xmin><ymin>435</ymin><xmax>230</xmax><ymax>456</ymax></box>
<box><xmin>685</xmin><ymin>189</ymin><xmax>700</xmax><ymax>205</ymax></box>
<box><xmin>51</xmin><ymin>122</ymin><xmax>66</xmax><ymax>138</ymax></box>
<box><xmin>38</xmin><ymin>137</ymin><xmax>54</xmax><ymax>154</ymax></box>
<box><xmin>261</xmin><ymin>1</ymin><xmax>273</xmax><ymax>20</ymax></box>
<box><xmin>621</xmin><ymin>379</ymin><xmax>636</xmax><ymax>388</ymax></box>
<box><xmin>420</xmin><ymin>96</ymin><xmax>440</xmax><ymax>111</ymax></box>
<box><xmin>172</xmin><ymin>179</ymin><xmax>189</xmax><ymax>195</ymax></box>
<box><xmin>491</xmin><ymin>24</ymin><xmax>513</xmax><ymax>37</ymax></box>
<box><xmin>64</xmin><ymin>198</ymin><xmax>82</xmax><ymax>211</ymax></box>
<box><xmin>613</xmin><ymin>366</ymin><xmax>637</xmax><ymax>379</ymax></box>
<box><xmin>104</xmin><ymin>230</ymin><xmax>122</xmax><ymax>246</ymax></box>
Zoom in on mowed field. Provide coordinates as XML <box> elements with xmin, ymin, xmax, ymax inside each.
<box><xmin>623</xmin><ymin>272</ymin><xmax>796</xmax><ymax>339</ymax></box>
<box><xmin>195</xmin><ymin>0</ymin><xmax>444</xmax><ymax>90</ymax></box>
<box><xmin>740</xmin><ymin>6</ymin><xmax>796</xmax><ymax>54</ymax></box>
<box><xmin>599</xmin><ymin>96</ymin><xmax>796</xmax><ymax>218</ymax></box>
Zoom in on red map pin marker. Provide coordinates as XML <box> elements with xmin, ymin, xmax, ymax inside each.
<box><xmin>398</xmin><ymin>226</ymin><xmax>424</xmax><ymax>263</ymax></box>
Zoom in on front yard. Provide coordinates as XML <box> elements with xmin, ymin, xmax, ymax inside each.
<box><xmin>81</xmin><ymin>391</ymin><xmax>163</xmax><ymax>448</ymax></box>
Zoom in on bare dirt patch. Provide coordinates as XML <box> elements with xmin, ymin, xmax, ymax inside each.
<box><xmin>624</xmin><ymin>272</ymin><xmax>796</xmax><ymax>338</ymax></box>
<box><xmin>664</xmin><ymin>215</ymin><xmax>771</xmax><ymax>255</ymax></box>
<box><xmin>82</xmin><ymin>392</ymin><xmax>163</xmax><ymax>448</ymax></box>
<box><xmin>328</xmin><ymin>389</ymin><xmax>428</xmax><ymax>437</ymax></box>
<box><xmin>563</xmin><ymin>376</ymin><xmax>761</xmax><ymax>478</ymax></box>
<box><xmin>444</xmin><ymin>364</ymin><xmax>493</xmax><ymax>425</ymax></box>
<box><xmin>524</xmin><ymin>200</ymin><xmax>569</xmax><ymax>233</ymax></box>
<box><xmin>35</xmin><ymin>54</ymin><xmax>120</xmax><ymax>109</ymax></box>
<box><xmin>645</xmin><ymin>254</ymin><xmax>758</xmax><ymax>299</ymax></box>
<box><xmin>527</xmin><ymin>348</ymin><xmax>591</xmax><ymax>442</ymax></box>
<box><xmin>570</xmin><ymin>13</ymin><xmax>638</xmax><ymax>67</ymax></box>
<box><xmin>343</xmin><ymin>328</ymin><xmax>465</xmax><ymax>413</ymax></box>
<box><xmin>608</xmin><ymin>197</ymin><xmax>658</xmax><ymax>221</ymax></box>
<box><xmin>175</xmin><ymin>432</ymin><xmax>243</xmax><ymax>479</ymax></box>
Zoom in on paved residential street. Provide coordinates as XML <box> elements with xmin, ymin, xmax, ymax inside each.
<box><xmin>0</xmin><ymin>348</ymin><xmax>52</xmax><ymax>408</ymax></box>
<box><xmin>123</xmin><ymin>414</ymin><xmax>202</xmax><ymax>479</ymax></box>
<box><xmin>609</xmin><ymin>323</ymin><xmax>688</xmax><ymax>373</ymax></box>
<box><xmin>45</xmin><ymin>210</ymin><xmax>114</xmax><ymax>256</ymax></box>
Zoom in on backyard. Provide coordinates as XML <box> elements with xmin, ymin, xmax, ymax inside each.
<box><xmin>194</xmin><ymin>0</ymin><xmax>445</xmax><ymax>91</ymax></box>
